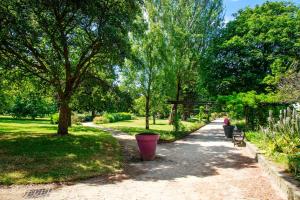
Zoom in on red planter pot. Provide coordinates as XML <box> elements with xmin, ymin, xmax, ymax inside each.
<box><xmin>135</xmin><ymin>133</ymin><xmax>160</xmax><ymax>161</ymax></box>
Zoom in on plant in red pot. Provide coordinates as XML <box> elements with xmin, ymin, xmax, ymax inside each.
<box><xmin>135</xmin><ymin>133</ymin><xmax>160</xmax><ymax>161</ymax></box>
<box><xmin>223</xmin><ymin>117</ymin><xmax>234</xmax><ymax>138</ymax></box>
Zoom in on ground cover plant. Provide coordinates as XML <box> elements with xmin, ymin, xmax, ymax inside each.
<box><xmin>245</xmin><ymin>107</ymin><xmax>300</xmax><ymax>179</ymax></box>
<box><xmin>0</xmin><ymin>117</ymin><xmax>121</xmax><ymax>185</ymax></box>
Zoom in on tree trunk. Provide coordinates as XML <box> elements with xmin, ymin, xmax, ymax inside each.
<box><xmin>153</xmin><ymin>113</ymin><xmax>156</xmax><ymax>125</ymax></box>
<box><xmin>168</xmin><ymin>106</ymin><xmax>174</xmax><ymax>124</ymax></box>
<box><xmin>174</xmin><ymin>78</ymin><xmax>180</xmax><ymax>117</ymax></box>
<box><xmin>57</xmin><ymin>101</ymin><xmax>70</xmax><ymax>135</ymax></box>
<box><xmin>67</xmin><ymin>106</ymin><xmax>72</xmax><ymax>127</ymax></box>
<box><xmin>145</xmin><ymin>95</ymin><xmax>150</xmax><ymax>130</ymax></box>
<box><xmin>169</xmin><ymin>78</ymin><xmax>181</xmax><ymax>125</ymax></box>
<box><xmin>91</xmin><ymin>110</ymin><xmax>96</xmax><ymax>118</ymax></box>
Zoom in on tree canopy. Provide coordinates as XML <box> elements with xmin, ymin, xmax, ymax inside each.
<box><xmin>201</xmin><ymin>1</ymin><xmax>300</xmax><ymax>96</ymax></box>
<box><xmin>0</xmin><ymin>0</ymin><xmax>299</xmax><ymax>134</ymax></box>
<box><xmin>0</xmin><ymin>0</ymin><xmax>140</xmax><ymax>134</ymax></box>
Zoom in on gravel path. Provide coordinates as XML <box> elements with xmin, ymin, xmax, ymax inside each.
<box><xmin>0</xmin><ymin>119</ymin><xmax>285</xmax><ymax>200</ymax></box>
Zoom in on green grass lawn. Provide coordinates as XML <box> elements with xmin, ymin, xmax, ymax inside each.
<box><xmin>0</xmin><ymin>116</ymin><xmax>122</xmax><ymax>185</ymax></box>
<box><xmin>100</xmin><ymin>117</ymin><xmax>205</xmax><ymax>142</ymax></box>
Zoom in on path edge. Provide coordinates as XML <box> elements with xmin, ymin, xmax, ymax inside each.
<box><xmin>245</xmin><ymin>141</ymin><xmax>300</xmax><ymax>200</ymax></box>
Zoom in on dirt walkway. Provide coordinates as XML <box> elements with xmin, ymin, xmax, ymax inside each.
<box><xmin>0</xmin><ymin>119</ymin><xmax>285</xmax><ymax>200</ymax></box>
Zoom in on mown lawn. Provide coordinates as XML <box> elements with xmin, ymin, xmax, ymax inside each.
<box><xmin>100</xmin><ymin>117</ymin><xmax>205</xmax><ymax>142</ymax></box>
<box><xmin>0</xmin><ymin>116</ymin><xmax>122</xmax><ymax>185</ymax></box>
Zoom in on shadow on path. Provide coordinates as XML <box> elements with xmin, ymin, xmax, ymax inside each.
<box><xmin>81</xmin><ymin>119</ymin><xmax>257</xmax><ymax>186</ymax></box>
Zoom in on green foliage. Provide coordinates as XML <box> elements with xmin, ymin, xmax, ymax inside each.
<box><xmin>10</xmin><ymin>92</ymin><xmax>55</xmax><ymax>119</ymax></box>
<box><xmin>94</xmin><ymin>112</ymin><xmax>133</xmax><ymax>124</ymax></box>
<box><xmin>218</xmin><ymin>91</ymin><xmax>278</xmax><ymax>119</ymax></box>
<box><xmin>0</xmin><ymin>0</ymin><xmax>140</xmax><ymax>134</ymax></box>
<box><xmin>278</xmin><ymin>72</ymin><xmax>300</xmax><ymax>103</ymax></box>
<box><xmin>288</xmin><ymin>154</ymin><xmax>300</xmax><ymax>179</ymax></box>
<box><xmin>103</xmin><ymin>112</ymin><xmax>133</xmax><ymax>123</ymax></box>
<box><xmin>266</xmin><ymin>108</ymin><xmax>300</xmax><ymax>154</ymax></box>
<box><xmin>123</xmin><ymin>0</ymin><xmax>223</xmax><ymax>129</ymax></box>
<box><xmin>158</xmin><ymin>0</ymin><xmax>223</xmax><ymax>125</ymax></box>
<box><xmin>218</xmin><ymin>91</ymin><xmax>287</xmax><ymax>130</ymax></box>
<box><xmin>197</xmin><ymin>106</ymin><xmax>209</xmax><ymax>122</ymax></box>
<box><xmin>0</xmin><ymin>76</ymin><xmax>56</xmax><ymax>118</ymax></box>
<box><xmin>93</xmin><ymin>116</ymin><xmax>109</xmax><ymax>124</ymax></box>
<box><xmin>133</xmin><ymin>96</ymin><xmax>146</xmax><ymax>116</ymax></box>
<box><xmin>124</xmin><ymin>1</ymin><xmax>167</xmax><ymax>129</ymax></box>
<box><xmin>202</xmin><ymin>1</ymin><xmax>300</xmax><ymax>95</ymax></box>
<box><xmin>72</xmin><ymin>71</ymin><xmax>133</xmax><ymax>114</ymax></box>
<box><xmin>172</xmin><ymin>113</ymin><xmax>186</xmax><ymax>132</ymax></box>
<box><xmin>71</xmin><ymin>113</ymin><xmax>93</xmax><ymax>125</ymax></box>
<box><xmin>50</xmin><ymin>113</ymin><xmax>59</xmax><ymax>124</ymax></box>
<box><xmin>231</xmin><ymin>119</ymin><xmax>246</xmax><ymax>131</ymax></box>
<box><xmin>133</xmin><ymin>95</ymin><xmax>170</xmax><ymax>118</ymax></box>
<box><xmin>246</xmin><ymin>106</ymin><xmax>300</xmax><ymax>179</ymax></box>
<box><xmin>211</xmin><ymin>112</ymin><xmax>226</xmax><ymax>120</ymax></box>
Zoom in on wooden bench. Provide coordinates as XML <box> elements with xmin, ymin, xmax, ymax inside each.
<box><xmin>232</xmin><ymin>129</ymin><xmax>245</xmax><ymax>147</ymax></box>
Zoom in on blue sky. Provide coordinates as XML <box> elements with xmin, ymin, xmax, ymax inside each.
<box><xmin>224</xmin><ymin>0</ymin><xmax>300</xmax><ymax>22</ymax></box>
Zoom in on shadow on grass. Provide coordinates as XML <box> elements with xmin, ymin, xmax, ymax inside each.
<box><xmin>102</xmin><ymin>119</ymin><xmax>136</xmax><ymax>124</ymax></box>
<box><xmin>151</xmin><ymin>123</ymin><xmax>167</xmax><ymax>125</ymax></box>
<box><xmin>0</xmin><ymin>132</ymin><xmax>121</xmax><ymax>185</ymax></box>
<box><xmin>0</xmin><ymin>117</ymin><xmax>50</xmax><ymax>124</ymax></box>
<box><xmin>0</xmin><ymin>127</ymin><xmax>58</xmax><ymax>135</ymax></box>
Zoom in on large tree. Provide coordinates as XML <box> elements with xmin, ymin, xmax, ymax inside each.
<box><xmin>202</xmin><ymin>1</ymin><xmax>300</xmax><ymax>96</ymax></box>
<box><xmin>158</xmin><ymin>0</ymin><xmax>223</xmax><ymax>125</ymax></box>
<box><xmin>0</xmin><ymin>0</ymin><xmax>140</xmax><ymax>135</ymax></box>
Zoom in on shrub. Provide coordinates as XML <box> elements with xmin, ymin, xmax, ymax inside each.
<box><xmin>50</xmin><ymin>113</ymin><xmax>59</xmax><ymax>124</ymax></box>
<box><xmin>93</xmin><ymin>112</ymin><xmax>133</xmax><ymax>124</ymax></box>
<box><xmin>71</xmin><ymin>113</ymin><xmax>82</xmax><ymax>125</ymax></box>
<box><xmin>10</xmin><ymin>92</ymin><xmax>56</xmax><ymax>119</ymax></box>
<box><xmin>71</xmin><ymin>113</ymin><xmax>94</xmax><ymax>125</ymax></box>
<box><xmin>103</xmin><ymin>112</ymin><xmax>132</xmax><ymax>122</ymax></box>
<box><xmin>50</xmin><ymin>113</ymin><xmax>93</xmax><ymax>125</ymax></box>
<box><xmin>93</xmin><ymin>116</ymin><xmax>109</xmax><ymax>124</ymax></box>
<box><xmin>288</xmin><ymin>153</ymin><xmax>300</xmax><ymax>177</ymax></box>
<box><xmin>247</xmin><ymin>106</ymin><xmax>300</xmax><ymax>179</ymax></box>
<box><xmin>173</xmin><ymin>113</ymin><xmax>186</xmax><ymax>132</ymax></box>
<box><xmin>84</xmin><ymin>115</ymin><xmax>93</xmax><ymax>122</ymax></box>
<box><xmin>197</xmin><ymin>106</ymin><xmax>208</xmax><ymax>122</ymax></box>
<box><xmin>211</xmin><ymin>112</ymin><xmax>226</xmax><ymax>119</ymax></box>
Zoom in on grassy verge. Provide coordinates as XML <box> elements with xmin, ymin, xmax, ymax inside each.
<box><xmin>0</xmin><ymin>116</ymin><xmax>122</xmax><ymax>185</ymax></box>
<box><xmin>100</xmin><ymin>117</ymin><xmax>205</xmax><ymax>142</ymax></box>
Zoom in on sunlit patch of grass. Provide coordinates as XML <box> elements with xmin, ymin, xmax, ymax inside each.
<box><xmin>100</xmin><ymin>117</ymin><xmax>205</xmax><ymax>142</ymax></box>
<box><xmin>0</xmin><ymin>117</ymin><xmax>122</xmax><ymax>185</ymax></box>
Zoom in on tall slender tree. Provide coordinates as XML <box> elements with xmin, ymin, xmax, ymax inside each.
<box><xmin>124</xmin><ymin>1</ymin><xmax>166</xmax><ymax>129</ymax></box>
<box><xmin>158</xmin><ymin>0</ymin><xmax>223</xmax><ymax>127</ymax></box>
